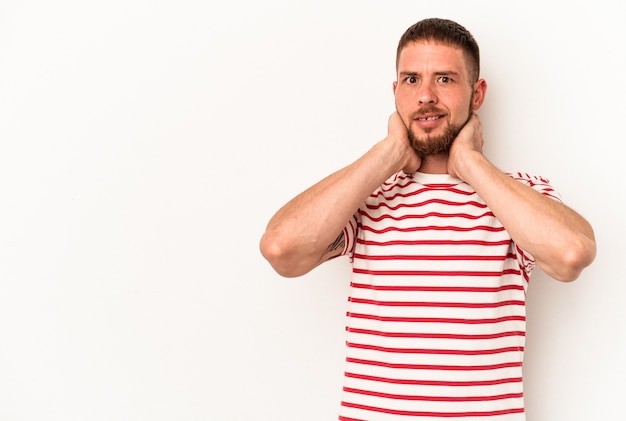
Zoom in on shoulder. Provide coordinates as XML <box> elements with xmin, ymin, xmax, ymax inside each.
<box><xmin>506</xmin><ymin>172</ymin><xmax>562</xmax><ymax>202</ymax></box>
<box><xmin>506</xmin><ymin>172</ymin><xmax>550</xmax><ymax>185</ymax></box>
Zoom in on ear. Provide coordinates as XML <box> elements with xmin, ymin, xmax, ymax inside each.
<box><xmin>471</xmin><ymin>79</ymin><xmax>487</xmax><ymax>111</ymax></box>
<box><xmin>392</xmin><ymin>80</ymin><xmax>398</xmax><ymax>95</ymax></box>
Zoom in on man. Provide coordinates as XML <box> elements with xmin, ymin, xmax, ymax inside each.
<box><xmin>260</xmin><ymin>18</ymin><xmax>596</xmax><ymax>420</ymax></box>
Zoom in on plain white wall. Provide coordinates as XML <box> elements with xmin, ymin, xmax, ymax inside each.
<box><xmin>0</xmin><ymin>1</ymin><xmax>623</xmax><ymax>420</ymax></box>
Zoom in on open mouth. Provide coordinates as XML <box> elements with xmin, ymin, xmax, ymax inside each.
<box><xmin>417</xmin><ymin>115</ymin><xmax>442</xmax><ymax>121</ymax></box>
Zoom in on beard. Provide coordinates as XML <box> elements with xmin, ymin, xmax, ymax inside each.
<box><xmin>407</xmin><ymin>120</ymin><xmax>463</xmax><ymax>156</ymax></box>
<box><xmin>406</xmin><ymin>100</ymin><xmax>474</xmax><ymax>157</ymax></box>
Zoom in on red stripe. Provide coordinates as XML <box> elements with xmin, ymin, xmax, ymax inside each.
<box><xmin>343</xmin><ymin>386</ymin><xmax>523</xmax><ymax>402</ymax></box>
<box><xmin>345</xmin><ymin>371</ymin><xmax>523</xmax><ymax>387</ymax></box>
<box><xmin>360</xmin><ymin>210</ymin><xmax>495</xmax><ymax>222</ymax></box>
<box><xmin>358</xmin><ymin>239</ymin><xmax>512</xmax><ymax>247</ymax></box>
<box><xmin>341</xmin><ymin>400</ymin><xmax>525</xmax><ymax>417</ymax></box>
<box><xmin>352</xmin><ymin>268</ymin><xmax>520</xmax><ymax>277</ymax></box>
<box><xmin>377</xmin><ymin>184</ymin><xmax>474</xmax><ymax>197</ymax></box>
<box><xmin>361</xmin><ymin>224</ymin><xmax>505</xmax><ymax>234</ymax></box>
<box><xmin>346</xmin><ymin>327</ymin><xmax>525</xmax><ymax>340</ymax></box>
<box><xmin>346</xmin><ymin>357</ymin><xmax>522</xmax><ymax>371</ymax></box>
<box><xmin>350</xmin><ymin>282</ymin><xmax>524</xmax><ymax>293</ymax></box>
<box><xmin>353</xmin><ymin>253</ymin><xmax>506</xmax><ymax>261</ymax></box>
<box><xmin>346</xmin><ymin>342</ymin><xmax>523</xmax><ymax>355</ymax></box>
<box><xmin>348</xmin><ymin>297</ymin><xmax>525</xmax><ymax>308</ymax></box>
<box><xmin>347</xmin><ymin>312</ymin><xmax>526</xmax><ymax>324</ymax></box>
<box><xmin>365</xmin><ymin>198</ymin><xmax>488</xmax><ymax>211</ymax></box>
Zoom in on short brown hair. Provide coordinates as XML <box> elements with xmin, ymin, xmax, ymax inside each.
<box><xmin>396</xmin><ymin>18</ymin><xmax>480</xmax><ymax>83</ymax></box>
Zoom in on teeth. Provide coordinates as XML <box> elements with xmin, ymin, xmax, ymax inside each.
<box><xmin>418</xmin><ymin>116</ymin><xmax>439</xmax><ymax>121</ymax></box>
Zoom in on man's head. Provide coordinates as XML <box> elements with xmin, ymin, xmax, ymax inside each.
<box><xmin>393</xmin><ymin>18</ymin><xmax>486</xmax><ymax>158</ymax></box>
<box><xmin>396</xmin><ymin>18</ymin><xmax>480</xmax><ymax>85</ymax></box>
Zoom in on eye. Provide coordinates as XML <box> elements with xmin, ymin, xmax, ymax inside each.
<box><xmin>438</xmin><ymin>76</ymin><xmax>452</xmax><ymax>83</ymax></box>
<box><xmin>406</xmin><ymin>76</ymin><xmax>417</xmax><ymax>84</ymax></box>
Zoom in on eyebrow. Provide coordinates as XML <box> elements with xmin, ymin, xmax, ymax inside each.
<box><xmin>399</xmin><ymin>70</ymin><xmax>461</xmax><ymax>77</ymax></box>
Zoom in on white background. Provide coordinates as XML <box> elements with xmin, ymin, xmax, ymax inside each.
<box><xmin>0</xmin><ymin>1</ymin><xmax>623</xmax><ymax>420</ymax></box>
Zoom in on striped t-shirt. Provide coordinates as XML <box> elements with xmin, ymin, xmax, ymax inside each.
<box><xmin>337</xmin><ymin>171</ymin><xmax>560</xmax><ymax>421</ymax></box>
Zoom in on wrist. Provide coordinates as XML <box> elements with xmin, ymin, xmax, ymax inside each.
<box><xmin>450</xmin><ymin>149</ymin><xmax>485</xmax><ymax>181</ymax></box>
<box><xmin>385</xmin><ymin>134</ymin><xmax>419</xmax><ymax>173</ymax></box>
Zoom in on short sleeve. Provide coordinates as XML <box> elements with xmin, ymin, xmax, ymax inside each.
<box><xmin>340</xmin><ymin>212</ymin><xmax>360</xmax><ymax>261</ymax></box>
<box><xmin>507</xmin><ymin>173</ymin><xmax>563</xmax><ymax>276</ymax></box>
<box><xmin>507</xmin><ymin>172</ymin><xmax>562</xmax><ymax>203</ymax></box>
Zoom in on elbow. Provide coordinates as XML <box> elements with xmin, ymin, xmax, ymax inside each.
<box><xmin>259</xmin><ymin>232</ymin><xmax>312</xmax><ymax>278</ymax></box>
<box><xmin>545</xmin><ymin>236</ymin><xmax>597</xmax><ymax>282</ymax></box>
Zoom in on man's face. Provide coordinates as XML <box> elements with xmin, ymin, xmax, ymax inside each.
<box><xmin>393</xmin><ymin>41</ymin><xmax>481</xmax><ymax>156</ymax></box>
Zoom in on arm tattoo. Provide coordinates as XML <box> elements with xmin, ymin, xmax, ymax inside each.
<box><xmin>324</xmin><ymin>231</ymin><xmax>345</xmax><ymax>261</ymax></box>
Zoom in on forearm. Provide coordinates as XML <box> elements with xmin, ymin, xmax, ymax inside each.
<box><xmin>260</xmin><ymin>138</ymin><xmax>409</xmax><ymax>277</ymax></box>
<box><xmin>456</xmin><ymin>151</ymin><xmax>596</xmax><ymax>281</ymax></box>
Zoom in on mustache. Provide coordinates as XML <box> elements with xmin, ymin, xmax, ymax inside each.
<box><xmin>410</xmin><ymin>107</ymin><xmax>447</xmax><ymax>119</ymax></box>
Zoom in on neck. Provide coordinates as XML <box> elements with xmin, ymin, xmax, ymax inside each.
<box><xmin>417</xmin><ymin>153</ymin><xmax>449</xmax><ymax>174</ymax></box>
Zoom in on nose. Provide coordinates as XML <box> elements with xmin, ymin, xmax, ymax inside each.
<box><xmin>417</xmin><ymin>83</ymin><xmax>437</xmax><ymax>105</ymax></box>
